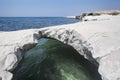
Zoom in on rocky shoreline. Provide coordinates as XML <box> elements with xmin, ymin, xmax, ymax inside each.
<box><xmin>76</xmin><ymin>10</ymin><xmax>120</xmax><ymax>20</ymax></box>
<box><xmin>0</xmin><ymin>11</ymin><xmax>120</xmax><ymax>80</ymax></box>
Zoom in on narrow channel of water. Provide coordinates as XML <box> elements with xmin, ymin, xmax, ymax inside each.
<box><xmin>13</xmin><ymin>38</ymin><xmax>101</xmax><ymax>80</ymax></box>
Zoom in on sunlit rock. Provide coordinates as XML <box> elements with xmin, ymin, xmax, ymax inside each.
<box><xmin>0</xmin><ymin>14</ymin><xmax>120</xmax><ymax>80</ymax></box>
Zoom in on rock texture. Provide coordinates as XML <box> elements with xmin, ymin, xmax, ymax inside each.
<box><xmin>0</xmin><ymin>14</ymin><xmax>120</xmax><ymax>80</ymax></box>
<box><xmin>76</xmin><ymin>10</ymin><xmax>120</xmax><ymax>20</ymax></box>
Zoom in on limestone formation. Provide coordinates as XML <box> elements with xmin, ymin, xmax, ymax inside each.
<box><xmin>0</xmin><ymin>14</ymin><xmax>120</xmax><ymax>80</ymax></box>
<box><xmin>76</xmin><ymin>10</ymin><xmax>120</xmax><ymax>20</ymax></box>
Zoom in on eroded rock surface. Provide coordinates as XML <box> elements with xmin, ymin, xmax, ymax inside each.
<box><xmin>0</xmin><ymin>15</ymin><xmax>120</xmax><ymax>80</ymax></box>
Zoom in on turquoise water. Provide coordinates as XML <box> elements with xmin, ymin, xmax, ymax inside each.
<box><xmin>13</xmin><ymin>39</ymin><xmax>101</xmax><ymax>80</ymax></box>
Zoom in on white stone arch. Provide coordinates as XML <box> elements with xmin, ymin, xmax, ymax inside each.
<box><xmin>0</xmin><ymin>28</ymin><xmax>99</xmax><ymax>80</ymax></box>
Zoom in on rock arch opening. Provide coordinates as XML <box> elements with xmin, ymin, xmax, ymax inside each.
<box><xmin>12</xmin><ymin>38</ymin><xmax>101</xmax><ymax>80</ymax></box>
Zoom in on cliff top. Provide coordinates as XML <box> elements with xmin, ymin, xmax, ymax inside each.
<box><xmin>76</xmin><ymin>10</ymin><xmax>120</xmax><ymax>19</ymax></box>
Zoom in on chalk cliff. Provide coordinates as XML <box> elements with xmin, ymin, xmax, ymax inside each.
<box><xmin>0</xmin><ymin>14</ymin><xmax>120</xmax><ymax>80</ymax></box>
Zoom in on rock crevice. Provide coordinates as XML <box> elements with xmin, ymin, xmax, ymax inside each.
<box><xmin>0</xmin><ymin>28</ymin><xmax>97</xmax><ymax>80</ymax></box>
<box><xmin>0</xmin><ymin>14</ymin><xmax>120</xmax><ymax>80</ymax></box>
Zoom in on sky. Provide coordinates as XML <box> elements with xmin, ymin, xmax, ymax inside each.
<box><xmin>0</xmin><ymin>0</ymin><xmax>120</xmax><ymax>17</ymax></box>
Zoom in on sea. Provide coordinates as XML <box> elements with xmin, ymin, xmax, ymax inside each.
<box><xmin>0</xmin><ymin>17</ymin><xmax>101</xmax><ymax>80</ymax></box>
<box><xmin>0</xmin><ymin>17</ymin><xmax>78</xmax><ymax>31</ymax></box>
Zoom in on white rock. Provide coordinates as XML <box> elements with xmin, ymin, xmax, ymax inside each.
<box><xmin>99</xmin><ymin>49</ymin><xmax>120</xmax><ymax>80</ymax></box>
<box><xmin>0</xmin><ymin>71</ymin><xmax>13</xmax><ymax>80</ymax></box>
<box><xmin>0</xmin><ymin>15</ymin><xmax>120</xmax><ymax>80</ymax></box>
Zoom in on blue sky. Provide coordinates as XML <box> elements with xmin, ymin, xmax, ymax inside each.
<box><xmin>0</xmin><ymin>0</ymin><xmax>120</xmax><ymax>17</ymax></box>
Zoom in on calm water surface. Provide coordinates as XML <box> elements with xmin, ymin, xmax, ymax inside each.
<box><xmin>13</xmin><ymin>39</ymin><xmax>101</xmax><ymax>80</ymax></box>
<box><xmin>0</xmin><ymin>17</ymin><xmax>79</xmax><ymax>31</ymax></box>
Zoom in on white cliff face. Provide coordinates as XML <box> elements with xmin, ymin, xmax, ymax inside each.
<box><xmin>0</xmin><ymin>15</ymin><xmax>120</xmax><ymax>80</ymax></box>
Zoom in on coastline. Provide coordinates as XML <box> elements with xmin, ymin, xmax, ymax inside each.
<box><xmin>0</xmin><ymin>14</ymin><xmax>120</xmax><ymax>80</ymax></box>
<box><xmin>65</xmin><ymin>16</ymin><xmax>76</xmax><ymax>19</ymax></box>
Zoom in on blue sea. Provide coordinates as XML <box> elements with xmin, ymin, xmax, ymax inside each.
<box><xmin>0</xmin><ymin>17</ymin><xmax>79</xmax><ymax>31</ymax></box>
<box><xmin>0</xmin><ymin>17</ymin><xmax>101</xmax><ymax>80</ymax></box>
